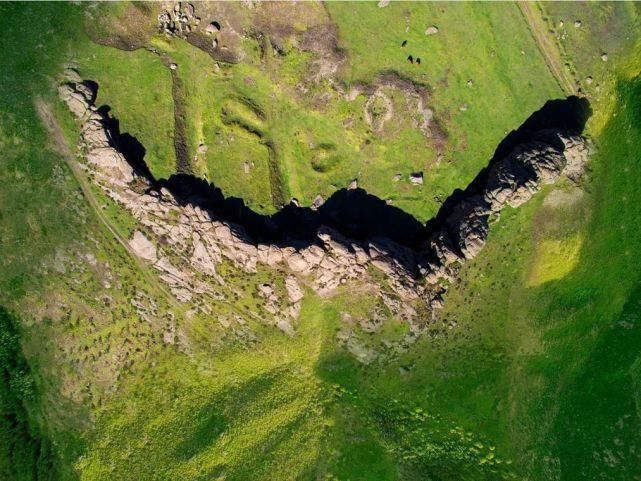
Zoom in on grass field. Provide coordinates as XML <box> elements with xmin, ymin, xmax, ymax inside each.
<box><xmin>2</xmin><ymin>1</ymin><xmax>641</xmax><ymax>481</ymax></box>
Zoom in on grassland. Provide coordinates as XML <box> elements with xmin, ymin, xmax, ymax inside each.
<box><xmin>2</xmin><ymin>2</ymin><xmax>641</xmax><ymax>481</ymax></box>
<box><xmin>61</xmin><ymin>1</ymin><xmax>562</xmax><ymax>221</ymax></box>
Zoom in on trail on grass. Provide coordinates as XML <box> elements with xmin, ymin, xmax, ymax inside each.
<box><xmin>518</xmin><ymin>2</ymin><xmax>576</xmax><ymax>95</ymax></box>
<box><xmin>35</xmin><ymin>98</ymin><xmax>181</xmax><ymax>308</ymax></box>
<box><xmin>36</xmin><ymin>98</ymin><xmax>272</xmax><ymax>323</ymax></box>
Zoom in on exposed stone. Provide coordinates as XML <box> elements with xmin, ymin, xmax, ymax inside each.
<box><xmin>285</xmin><ymin>275</ymin><xmax>304</xmax><ymax>303</ymax></box>
<box><xmin>425</xmin><ymin>26</ymin><xmax>439</xmax><ymax>36</ymax></box>
<box><xmin>129</xmin><ymin>231</ymin><xmax>157</xmax><ymax>263</ymax></box>
<box><xmin>311</xmin><ymin>194</ymin><xmax>325</xmax><ymax>210</ymax></box>
<box><xmin>59</xmin><ymin>72</ymin><xmax>591</xmax><ymax>324</ymax></box>
<box><xmin>86</xmin><ymin>147</ymin><xmax>135</xmax><ymax>184</ymax></box>
<box><xmin>409</xmin><ymin>172</ymin><xmax>423</xmax><ymax>185</ymax></box>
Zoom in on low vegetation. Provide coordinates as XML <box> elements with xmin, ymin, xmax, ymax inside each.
<box><xmin>2</xmin><ymin>1</ymin><xmax>641</xmax><ymax>480</ymax></box>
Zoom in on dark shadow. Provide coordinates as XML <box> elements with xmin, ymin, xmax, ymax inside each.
<box><xmin>425</xmin><ymin>96</ymin><xmax>592</xmax><ymax>233</ymax></box>
<box><xmin>97</xmin><ymin>95</ymin><xmax>591</xmax><ymax>269</ymax></box>
<box><xmin>96</xmin><ymin>105</ymin><xmax>154</xmax><ymax>180</ymax></box>
<box><xmin>157</xmin><ymin>173</ymin><xmax>426</xmax><ymax>249</ymax></box>
<box><xmin>174</xmin><ymin>407</ymin><xmax>227</xmax><ymax>460</ymax></box>
<box><xmin>81</xmin><ymin>80</ymin><xmax>98</xmax><ymax>103</ymax></box>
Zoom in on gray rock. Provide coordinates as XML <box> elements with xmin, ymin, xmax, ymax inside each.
<box><xmin>285</xmin><ymin>275</ymin><xmax>304</xmax><ymax>303</ymax></box>
<box><xmin>409</xmin><ymin>172</ymin><xmax>423</xmax><ymax>185</ymax></box>
<box><xmin>129</xmin><ymin>231</ymin><xmax>157</xmax><ymax>263</ymax></box>
<box><xmin>311</xmin><ymin>194</ymin><xmax>324</xmax><ymax>210</ymax></box>
<box><xmin>206</xmin><ymin>22</ymin><xmax>221</xmax><ymax>34</ymax></box>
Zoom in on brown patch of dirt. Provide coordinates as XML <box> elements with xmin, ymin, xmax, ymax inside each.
<box><xmin>84</xmin><ymin>2</ymin><xmax>158</xmax><ymax>51</ymax></box>
<box><xmin>342</xmin><ymin>72</ymin><xmax>447</xmax><ymax>151</ymax></box>
<box><xmin>254</xmin><ymin>1</ymin><xmax>329</xmax><ymax>47</ymax></box>
<box><xmin>186</xmin><ymin>32</ymin><xmax>242</xmax><ymax>64</ymax></box>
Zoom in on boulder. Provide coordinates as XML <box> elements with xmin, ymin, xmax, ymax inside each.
<box><xmin>409</xmin><ymin>172</ymin><xmax>423</xmax><ymax>185</ymax></box>
<box><xmin>311</xmin><ymin>194</ymin><xmax>324</xmax><ymax>210</ymax></box>
<box><xmin>129</xmin><ymin>231</ymin><xmax>157</xmax><ymax>263</ymax></box>
<box><xmin>86</xmin><ymin>147</ymin><xmax>134</xmax><ymax>184</ymax></box>
<box><xmin>285</xmin><ymin>275</ymin><xmax>304</xmax><ymax>303</ymax></box>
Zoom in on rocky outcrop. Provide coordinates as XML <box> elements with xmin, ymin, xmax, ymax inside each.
<box><xmin>58</xmin><ymin>71</ymin><xmax>590</xmax><ymax>329</ymax></box>
<box><xmin>421</xmin><ymin>129</ymin><xmax>591</xmax><ymax>289</ymax></box>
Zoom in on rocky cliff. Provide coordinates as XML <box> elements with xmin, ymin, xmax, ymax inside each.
<box><xmin>58</xmin><ymin>69</ymin><xmax>590</xmax><ymax>332</ymax></box>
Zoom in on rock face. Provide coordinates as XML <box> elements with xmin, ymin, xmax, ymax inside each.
<box><xmin>58</xmin><ymin>72</ymin><xmax>590</xmax><ymax>325</ymax></box>
<box><xmin>129</xmin><ymin>230</ymin><xmax>157</xmax><ymax>263</ymax></box>
<box><xmin>422</xmin><ymin>129</ymin><xmax>591</xmax><ymax>290</ymax></box>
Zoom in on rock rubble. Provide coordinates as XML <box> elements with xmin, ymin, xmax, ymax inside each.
<box><xmin>58</xmin><ymin>70</ymin><xmax>590</xmax><ymax>327</ymax></box>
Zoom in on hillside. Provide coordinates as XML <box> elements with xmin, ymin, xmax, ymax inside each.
<box><xmin>1</xmin><ymin>2</ymin><xmax>641</xmax><ymax>480</ymax></box>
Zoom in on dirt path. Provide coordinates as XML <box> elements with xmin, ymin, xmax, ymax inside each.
<box><xmin>518</xmin><ymin>2</ymin><xmax>576</xmax><ymax>96</ymax></box>
<box><xmin>34</xmin><ymin>98</ymin><xmax>182</xmax><ymax>308</ymax></box>
<box><xmin>35</xmin><ymin>98</ymin><xmax>270</xmax><ymax>322</ymax></box>
<box><xmin>169</xmin><ymin>68</ymin><xmax>193</xmax><ymax>175</ymax></box>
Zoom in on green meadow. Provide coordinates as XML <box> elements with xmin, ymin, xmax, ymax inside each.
<box><xmin>1</xmin><ymin>2</ymin><xmax>640</xmax><ymax>480</ymax></box>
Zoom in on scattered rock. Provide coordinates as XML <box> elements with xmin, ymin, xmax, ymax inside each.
<box><xmin>459</xmin><ymin>103</ymin><xmax>468</xmax><ymax>112</ymax></box>
<box><xmin>197</xmin><ymin>143</ymin><xmax>208</xmax><ymax>153</ymax></box>
<box><xmin>348</xmin><ymin>179</ymin><xmax>358</xmax><ymax>190</ymax></box>
<box><xmin>243</xmin><ymin>161</ymin><xmax>251</xmax><ymax>174</ymax></box>
<box><xmin>169</xmin><ymin>63</ymin><xmax>178</xmax><ymax>70</ymax></box>
<box><xmin>377</xmin><ymin>0</ymin><xmax>390</xmax><ymax>7</ymax></box>
<box><xmin>129</xmin><ymin>231</ymin><xmax>157</xmax><ymax>263</ymax></box>
<box><xmin>585</xmin><ymin>76</ymin><xmax>593</xmax><ymax>85</ymax></box>
<box><xmin>574</xmin><ymin>20</ymin><xmax>582</xmax><ymax>28</ymax></box>
<box><xmin>257</xmin><ymin>283</ymin><xmax>274</xmax><ymax>297</ymax></box>
<box><xmin>276</xmin><ymin>319</ymin><xmax>295</xmax><ymax>336</ymax></box>
<box><xmin>409</xmin><ymin>172</ymin><xmax>424</xmax><ymax>185</ymax></box>
<box><xmin>206</xmin><ymin>21</ymin><xmax>221</xmax><ymax>34</ymax></box>
<box><xmin>393</xmin><ymin>173</ymin><xmax>401</xmax><ymax>182</ymax></box>
<box><xmin>466</xmin><ymin>79</ymin><xmax>473</xmax><ymax>88</ymax></box>
<box><xmin>285</xmin><ymin>275</ymin><xmax>304</xmax><ymax>303</ymax></box>
<box><xmin>59</xmin><ymin>71</ymin><xmax>591</xmax><ymax>338</ymax></box>
<box><xmin>425</xmin><ymin>26</ymin><xmax>439</xmax><ymax>36</ymax></box>
<box><xmin>601</xmin><ymin>53</ymin><xmax>608</xmax><ymax>62</ymax></box>
<box><xmin>311</xmin><ymin>194</ymin><xmax>325</xmax><ymax>210</ymax></box>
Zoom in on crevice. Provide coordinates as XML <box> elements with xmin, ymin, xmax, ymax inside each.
<box><xmin>58</xmin><ymin>71</ymin><xmax>592</xmax><ymax>307</ymax></box>
<box><xmin>94</xmin><ymin>96</ymin><xmax>590</xmax><ymax>254</ymax></box>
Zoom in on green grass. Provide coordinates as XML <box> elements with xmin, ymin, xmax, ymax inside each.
<box><xmin>70</xmin><ymin>46</ymin><xmax>176</xmax><ymax>179</ymax></box>
<box><xmin>3</xmin><ymin>2</ymin><xmax>641</xmax><ymax>481</ymax></box>
<box><xmin>51</xmin><ymin>2</ymin><xmax>563</xmax><ymax>221</ymax></box>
